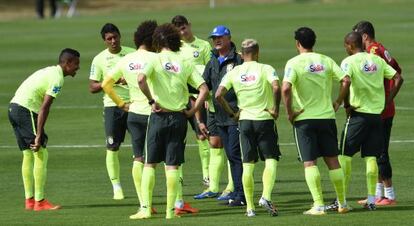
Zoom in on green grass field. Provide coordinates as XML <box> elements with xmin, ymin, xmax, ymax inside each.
<box><xmin>1</xmin><ymin>0</ymin><xmax>414</xmax><ymax>225</ymax></box>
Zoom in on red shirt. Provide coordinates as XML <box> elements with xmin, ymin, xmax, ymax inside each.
<box><xmin>366</xmin><ymin>42</ymin><xmax>402</xmax><ymax>119</ymax></box>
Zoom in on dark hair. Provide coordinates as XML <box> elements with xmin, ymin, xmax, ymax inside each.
<box><xmin>294</xmin><ymin>27</ymin><xmax>316</xmax><ymax>49</ymax></box>
<box><xmin>134</xmin><ymin>20</ymin><xmax>158</xmax><ymax>49</ymax></box>
<box><xmin>100</xmin><ymin>23</ymin><xmax>120</xmax><ymax>39</ymax></box>
<box><xmin>171</xmin><ymin>15</ymin><xmax>189</xmax><ymax>27</ymax></box>
<box><xmin>152</xmin><ymin>23</ymin><xmax>182</xmax><ymax>52</ymax></box>
<box><xmin>345</xmin><ymin>31</ymin><xmax>363</xmax><ymax>49</ymax></box>
<box><xmin>59</xmin><ymin>48</ymin><xmax>80</xmax><ymax>63</ymax></box>
<box><xmin>352</xmin><ymin>21</ymin><xmax>375</xmax><ymax>39</ymax></box>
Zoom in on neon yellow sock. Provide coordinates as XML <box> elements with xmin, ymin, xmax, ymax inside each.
<box><xmin>106</xmin><ymin>150</ymin><xmax>121</xmax><ymax>186</ymax></box>
<box><xmin>22</xmin><ymin>150</ymin><xmax>34</xmax><ymax>199</ymax></box>
<box><xmin>166</xmin><ymin>169</ymin><xmax>179</xmax><ymax>215</ymax></box>
<box><xmin>242</xmin><ymin>163</ymin><xmax>255</xmax><ymax>211</ymax></box>
<box><xmin>132</xmin><ymin>161</ymin><xmax>144</xmax><ymax>206</ymax></box>
<box><xmin>197</xmin><ymin>139</ymin><xmax>210</xmax><ymax>179</ymax></box>
<box><xmin>338</xmin><ymin>155</ymin><xmax>352</xmax><ymax>195</ymax></box>
<box><xmin>305</xmin><ymin>165</ymin><xmax>324</xmax><ymax>207</ymax></box>
<box><xmin>329</xmin><ymin>168</ymin><xmax>346</xmax><ymax>206</ymax></box>
<box><xmin>224</xmin><ymin>160</ymin><xmax>234</xmax><ymax>192</ymax></box>
<box><xmin>174</xmin><ymin>165</ymin><xmax>183</xmax><ymax>201</ymax></box>
<box><xmin>262</xmin><ymin>159</ymin><xmax>277</xmax><ymax>201</ymax></box>
<box><xmin>34</xmin><ymin>148</ymin><xmax>48</xmax><ymax>201</ymax></box>
<box><xmin>365</xmin><ymin>157</ymin><xmax>378</xmax><ymax>196</ymax></box>
<box><xmin>141</xmin><ymin>166</ymin><xmax>155</xmax><ymax>211</ymax></box>
<box><xmin>208</xmin><ymin>148</ymin><xmax>224</xmax><ymax>193</ymax></box>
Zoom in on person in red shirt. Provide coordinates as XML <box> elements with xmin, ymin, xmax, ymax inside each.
<box><xmin>353</xmin><ymin>20</ymin><xmax>404</xmax><ymax>206</ymax></box>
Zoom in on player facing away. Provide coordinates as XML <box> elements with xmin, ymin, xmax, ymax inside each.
<box><xmin>170</xmin><ymin>15</ymin><xmax>209</xmax><ymax>215</ymax></box>
<box><xmin>197</xmin><ymin>25</ymin><xmax>245</xmax><ymax>206</ymax></box>
<box><xmin>130</xmin><ymin>23</ymin><xmax>209</xmax><ymax>220</ymax></box>
<box><xmin>89</xmin><ymin>23</ymin><xmax>135</xmax><ymax>200</ymax></box>
<box><xmin>353</xmin><ymin>21</ymin><xmax>403</xmax><ymax>206</ymax></box>
<box><xmin>101</xmin><ymin>20</ymin><xmax>158</xmax><ymax>215</ymax></box>
<box><xmin>338</xmin><ymin>32</ymin><xmax>403</xmax><ymax>210</ymax></box>
<box><xmin>216</xmin><ymin>39</ymin><xmax>281</xmax><ymax>217</ymax></box>
<box><xmin>281</xmin><ymin>27</ymin><xmax>351</xmax><ymax>215</ymax></box>
<box><xmin>8</xmin><ymin>48</ymin><xmax>80</xmax><ymax>211</ymax></box>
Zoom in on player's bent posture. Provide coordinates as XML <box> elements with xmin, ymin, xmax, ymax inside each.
<box><xmin>130</xmin><ymin>23</ymin><xmax>208</xmax><ymax>220</ymax></box>
<box><xmin>338</xmin><ymin>32</ymin><xmax>403</xmax><ymax>211</ymax></box>
<box><xmin>101</xmin><ymin>20</ymin><xmax>158</xmax><ymax>215</ymax></box>
<box><xmin>216</xmin><ymin>39</ymin><xmax>281</xmax><ymax>217</ymax></box>
<box><xmin>8</xmin><ymin>48</ymin><xmax>80</xmax><ymax>211</ymax></box>
<box><xmin>353</xmin><ymin>21</ymin><xmax>403</xmax><ymax>206</ymax></box>
<box><xmin>282</xmin><ymin>27</ymin><xmax>351</xmax><ymax>215</ymax></box>
<box><xmin>89</xmin><ymin>23</ymin><xmax>135</xmax><ymax>200</ymax></box>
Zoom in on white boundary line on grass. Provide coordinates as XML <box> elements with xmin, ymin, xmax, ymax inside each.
<box><xmin>1</xmin><ymin>140</ymin><xmax>414</xmax><ymax>149</ymax></box>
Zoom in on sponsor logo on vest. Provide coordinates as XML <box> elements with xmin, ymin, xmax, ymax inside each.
<box><xmin>309</xmin><ymin>64</ymin><xmax>325</xmax><ymax>73</ymax></box>
<box><xmin>240</xmin><ymin>74</ymin><xmax>257</xmax><ymax>84</ymax></box>
<box><xmin>165</xmin><ymin>62</ymin><xmax>180</xmax><ymax>73</ymax></box>
<box><xmin>128</xmin><ymin>62</ymin><xmax>145</xmax><ymax>70</ymax></box>
<box><xmin>363</xmin><ymin>62</ymin><xmax>377</xmax><ymax>73</ymax></box>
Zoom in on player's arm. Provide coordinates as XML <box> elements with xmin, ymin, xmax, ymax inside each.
<box><xmin>282</xmin><ymin>81</ymin><xmax>303</xmax><ymax>124</ymax></box>
<box><xmin>89</xmin><ymin>79</ymin><xmax>102</xmax><ymax>93</ymax></box>
<box><xmin>333</xmin><ymin>75</ymin><xmax>351</xmax><ymax>112</ymax></box>
<box><xmin>101</xmin><ymin>77</ymin><xmax>128</xmax><ymax>111</ymax></box>
<box><xmin>138</xmin><ymin>73</ymin><xmax>161</xmax><ymax>112</ymax></box>
<box><xmin>185</xmin><ymin>83</ymin><xmax>208</xmax><ymax>118</ymax></box>
<box><xmin>30</xmin><ymin>95</ymin><xmax>54</xmax><ymax>152</ymax></box>
<box><xmin>215</xmin><ymin>86</ymin><xmax>238</xmax><ymax>120</ymax></box>
<box><xmin>387</xmin><ymin>72</ymin><xmax>404</xmax><ymax>105</ymax></box>
<box><xmin>271</xmin><ymin>80</ymin><xmax>281</xmax><ymax>120</ymax></box>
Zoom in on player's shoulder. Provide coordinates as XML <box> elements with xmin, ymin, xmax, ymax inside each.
<box><xmin>121</xmin><ymin>46</ymin><xmax>136</xmax><ymax>54</ymax></box>
<box><xmin>92</xmin><ymin>49</ymin><xmax>109</xmax><ymax>62</ymax></box>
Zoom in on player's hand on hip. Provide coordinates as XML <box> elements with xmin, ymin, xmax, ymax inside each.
<box><xmin>266</xmin><ymin>108</ymin><xmax>279</xmax><ymax>120</ymax></box>
<box><xmin>288</xmin><ymin>109</ymin><xmax>304</xmax><ymax>124</ymax></box>
<box><xmin>151</xmin><ymin>102</ymin><xmax>162</xmax><ymax>113</ymax></box>
<box><xmin>121</xmin><ymin>102</ymin><xmax>130</xmax><ymax>112</ymax></box>
<box><xmin>183</xmin><ymin>108</ymin><xmax>196</xmax><ymax>118</ymax></box>
<box><xmin>198</xmin><ymin>122</ymin><xmax>209</xmax><ymax>138</ymax></box>
<box><xmin>30</xmin><ymin>137</ymin><xmax>41</xmax><ymax>152</ymax></box>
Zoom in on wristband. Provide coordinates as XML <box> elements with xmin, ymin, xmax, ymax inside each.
<box><xmin>148</xmin><ymin>99</ymin><xmax>155</xmax><ymax>105</ymax></box>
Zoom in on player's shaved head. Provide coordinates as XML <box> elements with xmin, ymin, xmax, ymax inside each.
<box><xmin>134</xmin><ymin>20</ymin><xmax>158</xmax><ymax>49</ymax></box>
<box><xmin>345</xmin><ymin>31</ymin><xmax>363</xmax><ymax>49</ymax></box>
<box><xmin>152</xmin><ymin>23</ymin><xmax>182</xmax><ymax>52</ymax></box>
<box><xmin>295</xmin><ymin>27</ymin><xmax>316</xmax><ymax>49</ymax></box>
<box><xmin>241</xmin><ymin>38</ymin><xmax>259</xmax><ymax>55</ymax></box>
<box><xmin>59</xmin><ymin>48</ymin><xmax>80</xmax><ymax>63</ymax></box>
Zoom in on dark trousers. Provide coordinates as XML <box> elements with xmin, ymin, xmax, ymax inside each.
<box><xmin>36</xmin><ymin>0</ymin><xmax>57</xmax><ymax>18</ymax></box>
<box><xmin>378</xmin><ymin>117</ymin><xmax>393</xmax><ymax>179</ymax></box>
<box><xmin>218</xmin><ymin>125</ymin><xmax>245</xmax><ymax>201</ymax></box>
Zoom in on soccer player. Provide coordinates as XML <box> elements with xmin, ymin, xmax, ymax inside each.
<box><xmin>353</xmin><ymin>21</ymin><xmax>403</xmax><ymax>206</ymax></box>
<box><xmin>339</xmin><ymin>31</ymin><xmax>403</xmax><ymax>210</ymax></box>
<box><xmin>216</xmin><ymin>39</ymin><xmax>281</xmax><ymax>217</ymax></box>
<box><xmin>8</xmin><ymin>48</ymin><xmax>80</xmax><ymax>211</ymax></box>
<box><xmin>89</xmin><ymin>23</ymin><xmax>135</xmax><ymax>200</ymax></box>
<box><xmin>200</xmin><ymin>25</ymin><xmax>245</xmax><ymax>206</ymax></box>
<box><xmin>170</xmin><ymin>15</ymin><xmax>209</xmax><ymax>214</ymax></box>
<box><xmin>282</xmin><ymin>27</ymin><xmax>351</xmax><ymax>215</ymax></box>
<box><xmin>129</xmin><ymin>23</ymin><xmax>208</xmax><ymax>220</ymax></box>
<box><xmin>101</xmin><ymin>20</ymin><xmax>158</xmax><ymax>215</ymax></box>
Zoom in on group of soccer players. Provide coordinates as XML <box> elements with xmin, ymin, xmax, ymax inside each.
<box><xmin>8</xmin><ymin>15</ymin><xmax>404</xmax><ymax>219</ymax></box>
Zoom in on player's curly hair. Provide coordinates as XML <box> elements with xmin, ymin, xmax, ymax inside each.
<box><xmin>134</xmin><ymin>20</ymin><xmax>158</xmax><ymax>50</ymax></box>
<box><xmin>294</xmin><ymin>27</ymin><xmax>316</xmax><ymax>49</ymax></box>
<box><xmin>152</xmin><ymin>23</ymin><xmax>182</xmax><ymax>52</ymax></box>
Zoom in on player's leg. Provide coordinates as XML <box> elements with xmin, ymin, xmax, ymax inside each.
<box><xmin>377</xmin><ymin>117</ymin><xmax>396</xmax><ymax>205</ymax></box>
<box><xmin>8</xmin><ymin>104</ymin><xmax>35</xmax><ymax>209</ymax></box>
<box><xmin>257</xmin><ymin>120</ymin><xmax>279</xmax><ymax>216</ymax></box>
<box><xmin>104</xmin><ymin>107</ymin><xmax>127</xmax><ymax>200</ymax></box>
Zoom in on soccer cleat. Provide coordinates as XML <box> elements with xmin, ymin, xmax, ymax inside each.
<box><xmin>113</xmin><ymin>188</ymin><xmax>124</xmax><ymax>200</ymax></box>
<box><xmin>227</xmin><ymin>199</ymin><xmax>246</xmax><ymax>207</ymax></box>
<box><xmin>33</xmin><ymin>199</ymin><xmax>61</xmax><ymax>211</ymax></box>
<box><xmin>217</xmin><ymin>190</ymin><xmax>233</xmax><ymax>201</ymax></box>
<box><xmin>202</xmin><ymin>177</ymin><xmax>210</xmax><ymax>187</ymax></box>
<box><xmin>303</xmin><ymin>206</ymin><xmax>326</xmax><ymax>215</ymax></box>
<box><xmin>193</xmin><ymin>190</ymin><xmax>219</xmax><ymax>199</ymax></box>
<box><xmin>258</xmin><ymin>197</ymin><xmax>278</xmax><ymax>216</ymax></box>
<box><xmin>246</xmin><ymin>209</ymin><xmax>256</xmax><ymax>217</ymax></box>
<box><xmin>357</xmin><ymin>197</ymin><xmax>383</xmax><ymax>205</ymax></box>
<box><xmin>174</xmin><ymin>202</ymin><xmax>199</xmax><ymax>215</ymax></box>
<box><xmin>25</xmin><ymin>198</ymin><xmax>35</xmax><ymax>210</ymax></box>
<box><xmin>376</xmin><ymin>198</ymin><xmax>396</xmax><ymax>206</ymax></box>
<box><xmin>338</xmin><ymin>205</ymin><xmax>351</xmax><ymax>214</ymax></box>
<box><xmin>325</xmin><ymin>199</ymin><xmax>338</xmax><ymax>211</ymax></box>
<box><xmin>363</xmin><ymin>203</ymin><xmax>376</xmax><ymax>211</ymax></box>
<box><xmin>129</xmin><ymin>207</ymin><xmax>151</xmax><ymax>220</ymax></box>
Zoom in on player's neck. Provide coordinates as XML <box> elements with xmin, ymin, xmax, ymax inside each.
<box><xmin>183</xmin><ymin>35</ymin><xmax>195</xmax><ymax>43</ymax></box>
<box><xmin>108</xmin><ymin>46</ymin><xmax>121</xmax><ymax>54</ymax></box>
<box><xmin>299</xmin><ymin>48</ymin><xmax>313</xmax><ymax>54</ymax></box>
